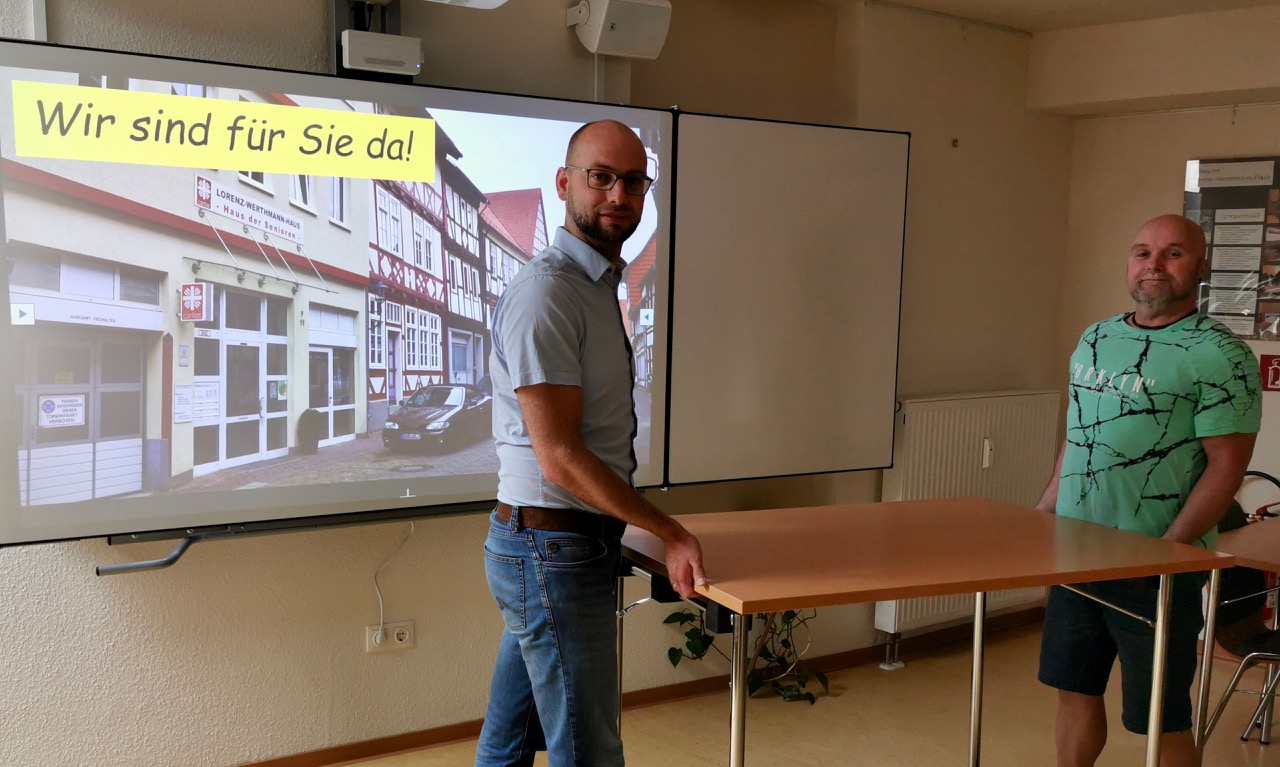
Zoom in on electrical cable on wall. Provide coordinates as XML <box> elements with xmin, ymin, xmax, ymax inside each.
<box><xmin>372</xmin><ymin>520</ymin><xmax>415</xmax><ymax>645</ymax></box>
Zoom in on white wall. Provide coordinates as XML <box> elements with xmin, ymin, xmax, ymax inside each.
<box><xmin>0</xmin><ymin>1</ymin><xmax>1081</xmax><ymax>765</ymax></box>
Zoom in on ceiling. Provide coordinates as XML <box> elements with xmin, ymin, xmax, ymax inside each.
<box><xmin>821</xmin><ymin>0</ymin><xmax>1280</xmax><ymax>33</ymax></box>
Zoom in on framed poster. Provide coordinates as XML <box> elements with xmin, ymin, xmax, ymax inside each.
<box><xmin>1185</xmin><ymin>157</ymin><xmax>1280</xmax><ymax>339</ymax></box>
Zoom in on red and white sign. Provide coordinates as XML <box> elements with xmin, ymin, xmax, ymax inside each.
<box><xmin>1263</xmin><ymin>355</ymin><xmax>1280</xmax><ymax>392</ymax></box>
<box><xmin>180</xmin><ymin>282</ymin><xmax>212</xmax><ymax>322</ymax></box>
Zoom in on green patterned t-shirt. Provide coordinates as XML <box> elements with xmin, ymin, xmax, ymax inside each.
<box><xmin>1057</xmin><ymin>313</ymin><xmax>1261</xmax><ymax>548</ymax></box>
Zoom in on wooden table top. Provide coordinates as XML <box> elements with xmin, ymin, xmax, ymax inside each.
<box><xmin>622</xmin><ymin>497</ymin><xmax>1233</xmax><ymax>614</ymax></box>
<box><xmin>1218</xmin><ymin>519</ymin><xmax>1280</xmax><ymax>571</ymax></box>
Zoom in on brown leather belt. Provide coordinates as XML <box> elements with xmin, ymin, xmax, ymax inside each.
<box><xmin>495</xmin><ymin>502</ymin><xmax>625</xmax><ymax>538</ymax></box>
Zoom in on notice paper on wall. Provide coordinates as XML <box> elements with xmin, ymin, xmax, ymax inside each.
<box><xmin>1186</xmin><ymin>157</ymin><xmax>1280</xmax><ymax>339</ymax></box>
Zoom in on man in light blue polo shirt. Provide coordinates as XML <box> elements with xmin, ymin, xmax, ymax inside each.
<box><xmin>475</xmin><ymin>120</ymin><xmax>706</xmax><ymax>767</ymax></box>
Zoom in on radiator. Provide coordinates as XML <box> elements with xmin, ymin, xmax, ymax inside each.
<box><xmin>876</xmin><ymin>390</ymin><xmax>1061</xmax><ymax>640</ymax></box>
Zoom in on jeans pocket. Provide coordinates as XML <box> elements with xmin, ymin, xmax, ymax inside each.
<box><xmin>541</xmin><ymin>535</ymin><xmax>608</xmax><ymax>568</ymax></box>
<box><xmin>484</xmin><ymin>549</ymin><xmax>526</xmax><ymax>632</ymax></box>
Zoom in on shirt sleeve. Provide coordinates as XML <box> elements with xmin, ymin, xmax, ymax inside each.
<box><xmin>1193</xmin><ymin>333</ymin><xmax>1262</xmax><ymax>437</ymax></box>
<box><xmin>494</xmin><ymin>273</ymin><xmax>584</xmax><ymax>390</ymax></box>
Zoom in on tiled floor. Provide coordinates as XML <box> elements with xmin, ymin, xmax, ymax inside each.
<box><xmin>349</xmin><ymin>624</ymin><xmax>1280</xmax><ymax>766</ymax></box>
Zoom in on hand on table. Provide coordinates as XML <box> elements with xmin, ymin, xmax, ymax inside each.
<box><xmin>663</xmin><ymin>525</ymin><xmax>706</xmax><ymax>600</ymax></box>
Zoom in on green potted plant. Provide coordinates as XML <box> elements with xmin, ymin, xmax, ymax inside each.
<box><xmin>664</xmin><ymin>608</ymin><xmax>829</xmax><ymax>704</ymax></box>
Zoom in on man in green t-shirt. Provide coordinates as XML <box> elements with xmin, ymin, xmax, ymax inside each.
<box><xmin>1034</xmin><ymin>214</ymin><xmax>1261</xmax><ymax>767</ymax></box>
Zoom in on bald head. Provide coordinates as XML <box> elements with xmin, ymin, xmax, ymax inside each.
<box><xmin>1132</xmin><ymin>214</ymin><xmax>1207</xmax><ymax>261</ymax></box>
<box><xmin>564</xmin><ymin>120</ymin><xmax>646</xmax><ymax>167</ymax></box>
<box><xmin>556</xmin><ymin>120</ymin><xmax>649</xmax><ymax>262</ymax></box>
<box><xmin>1126</xmin><ymin>214</ymin><xmax>1208</xmax><ymax>322</ymax></box>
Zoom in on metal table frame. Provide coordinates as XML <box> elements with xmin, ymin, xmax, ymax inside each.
<box><xmin>619</xmin><ymin>558</ymin><xmax>1224</xmax><ymax>767</ymax></box>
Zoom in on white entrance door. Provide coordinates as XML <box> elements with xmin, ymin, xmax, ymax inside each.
<box><xmin>309</xmin><ymin>346</ymin><xmax>357</xmax><ymax>447</ymax></box>
<box><xmin>221</xmin><ymin>341</ymin><xmax>267</xmax><ymax>469</ymax></box>
<box><xmin>387</xmin><ymin>330</ymin><xmax>400</xmax><ymax>404</ymax></box>
<box><xmin>449</xmin><ymin>330</ymin><xmax>472</xmax><ymax>384</ymax></box>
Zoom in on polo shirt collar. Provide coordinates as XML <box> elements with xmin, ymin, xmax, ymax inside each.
<box><xmin>554</xmin><ymin>227</ymin><xmax>617</xmax><ymax>283</ymax></box>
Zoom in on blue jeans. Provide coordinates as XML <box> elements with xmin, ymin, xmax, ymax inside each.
<box><xmin>475</xmin><ymin>509</ymin><xmax>624</xmax><ymax>767</ymax></box>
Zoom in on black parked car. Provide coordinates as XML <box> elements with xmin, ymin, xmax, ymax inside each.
<box><xmin>382</xmin><ymin>384</ymin><xmax>492</xmax><ymax>450</ymax></box>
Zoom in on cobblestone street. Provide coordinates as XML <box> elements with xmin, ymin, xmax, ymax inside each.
<box><xmin>168</xmin><ymin>386</ymin><xmax>653</xmax><ymax>495</ymax></box>
<box><xmin>167</xmin><ymin>431</ymin><xmax>499</xmax><ymax>494</ymax></box>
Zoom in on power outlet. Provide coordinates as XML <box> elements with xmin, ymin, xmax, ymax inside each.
<box><xmin>365</xmin><ymin>620</ymin><xmax>415</xmax><ymax>653</ymax></box>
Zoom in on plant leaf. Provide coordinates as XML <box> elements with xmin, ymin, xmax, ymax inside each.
<box><xmin>804</xmin><ymin>691</ymin><xmax>816</xmax><ymax>705</ymax></box>
<box><xmin>782</xmin><ymin>610</ymin><xmax>797</xmax><ymax>624</ymax></box>
<box><xmin>667</xmin><ymin>647</ymin><xmax>683</xmax><ymax>668</ymax></box>
<box><xmin>663</xmin><ymin>612</ymin><xmax>689</xmax><ymax>624</ymax></box>
<box><xmin>815</xmin><ymin>671</ymin><xmax>829</xmax><ymax>694</ymax></box>
<box><xmin>748</xmin><ymin>677</ymin><xmax>764</xmax><ymax>696</ymax></box>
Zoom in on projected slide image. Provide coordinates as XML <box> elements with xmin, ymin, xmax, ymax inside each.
<box><xmin>1</xmin><ymin>51</ymin><xmax>666</xmax><ymax>541</ymax></box>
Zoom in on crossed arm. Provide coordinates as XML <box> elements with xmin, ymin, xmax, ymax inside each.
<box><xmin>517</xmin><ymin>382</ymin><xmax>707</xmax><ymax>598</ymax></box>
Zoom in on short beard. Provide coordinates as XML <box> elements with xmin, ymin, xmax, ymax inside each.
<box><xmin>1129</xmin><ymin>282</ymin><xmax>1197</xmax><ymax>315</ymax></box>
<box><xmin>570</xmin><ymin>205</ymin><xmax>638</xmax><ymax>246</ymax></box>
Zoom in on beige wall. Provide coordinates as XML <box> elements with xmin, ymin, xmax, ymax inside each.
<box><xmin>630</xmin><ymin>0</ymin><xmax>837</xmax><ymax>124</ymax></box>
<box><xmin>847</xmin><ymin>2</ymin><xmax>1073</xmax><ymax>398</ymax></box>
<box><xmin>0</xmin><ymin>0</ymin><xmax>1086</xmax><ymax>765</ymax></box>
<box><xmin>0</xmin><ymin>0</ymin><xmax>33</xmax><ymax>39</ymax></box>
<box><xmin>407</xmin><ymin>0</ymin><xmax>631</xmax><ymax>103</ymax></box>
<box><xmin>1029</xmin><ymin>5</ymin><xmax>1280</xmax><ymax>115</ymax></box>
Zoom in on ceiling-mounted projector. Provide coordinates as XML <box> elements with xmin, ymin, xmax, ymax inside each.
<box><xmin>567</xmin><ymin>0</ymin><xmax>672</xmax><ymax>60</ymax></box>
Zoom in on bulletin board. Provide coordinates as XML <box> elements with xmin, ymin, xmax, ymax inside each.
<box><xmin>1184</xmin><ymin>157</ymin><xmax>1280</xmax><ymax>339</ymax></box>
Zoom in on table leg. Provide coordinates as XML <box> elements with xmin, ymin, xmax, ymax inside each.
<box><xmin>969</xmin><ymin>591</ymin><xmax>987</xmax><ymax>767</ymax></box>
<box><xmin>616</xmin><ymin>575</ymin><xmax>625</xmax><ymax>737</ymax></box>
<box><xmin>1263</xmin><ymin>605</ymin><xmax>1280</xmax><ymax>744</ymax></box>
<box><xmin>1194</xmin><ymin>569</ymin><xmax>1222</xmax><ymax>756</ymax></box>
<box><xmin>1145</xmin><ymin>574</ymin><xmax>1173</xmax><ymax>767</ymax></box>
<box><xmin>729</xmin><ymin>611</ymin><xmax>749</xmax><ymax>767</ymax></box>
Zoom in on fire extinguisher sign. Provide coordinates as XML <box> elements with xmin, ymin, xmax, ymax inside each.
<box><xmin>1264</xmin><ymin>355</ymin><xmax>1280</xmax><ymax>392</ymax></box>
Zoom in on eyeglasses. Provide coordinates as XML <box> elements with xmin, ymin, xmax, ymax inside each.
<box><xmin>563</xmin><ymin>165</ymin><xmax>654</xmax><ymax>196</ymax></box>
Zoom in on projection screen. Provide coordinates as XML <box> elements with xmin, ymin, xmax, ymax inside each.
<box><xmin>665</xmin><ymin>113</ymin><xmax>908</xmax><ymax>485</ymax></box>
<box><xmin>0</xmin><ymin>40</ymin><xmax>671</xmax><ymax>544</ymax></box>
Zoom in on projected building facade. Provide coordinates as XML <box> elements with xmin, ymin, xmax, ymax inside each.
<box><xmin>6</xmin><ymin>77</ymin><xmax>381</xmax><ymax>503</ymax></box>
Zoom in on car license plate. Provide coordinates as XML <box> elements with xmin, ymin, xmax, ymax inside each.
<box><xmin>400</xmin><ymin>433</ymin><xmax>422</xmax><ymax>440</ymax></box>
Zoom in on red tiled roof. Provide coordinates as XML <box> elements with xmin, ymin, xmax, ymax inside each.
<box><xmin>622</xmin><ymin>231</ymin><xmax>658</xmax><ymax>309</ymax></box>
<box><xmin>482</xmin><ymin>189</ymin><xmax>546</xmax><ymax>258</ymax></box>
<box><xmin>480</xmin><ymin>202</ymin><xmax>522</xmax><ymax>253</ymax></box>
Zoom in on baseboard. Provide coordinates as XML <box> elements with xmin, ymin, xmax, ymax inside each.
<box><xmin>241</xmin><ymin>607</ymin><xmax>1045</xmax><ymax>767</ymax></box>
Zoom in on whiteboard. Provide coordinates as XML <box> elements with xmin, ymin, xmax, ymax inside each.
<box><xmin>665</xmin><ymin>114</ymin><xmax>908</xmax><ymax>484</ymax></box>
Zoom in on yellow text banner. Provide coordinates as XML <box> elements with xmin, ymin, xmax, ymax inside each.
<box><xmin>11</xmin><ymin>81</ymin><xmax>434</xmax><ymax>182</ymax></box>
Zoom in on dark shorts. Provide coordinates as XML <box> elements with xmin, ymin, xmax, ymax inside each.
<box><xmin>1038</xmin><ymin>574</ymin><xmax>1206</xmax><ymax>735</ymax></box>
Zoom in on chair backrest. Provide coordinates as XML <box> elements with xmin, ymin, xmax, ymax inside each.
<box><xmin>1220</xmin><ymin>498</ymin><xmax>1250</xmax><ymax>534</ymax></box>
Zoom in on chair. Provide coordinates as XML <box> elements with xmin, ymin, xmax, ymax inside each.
<box><xmin>1205</xmin><ymin>476</ymin><xmax>1280</xmax><ymax>744</ymax></box>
